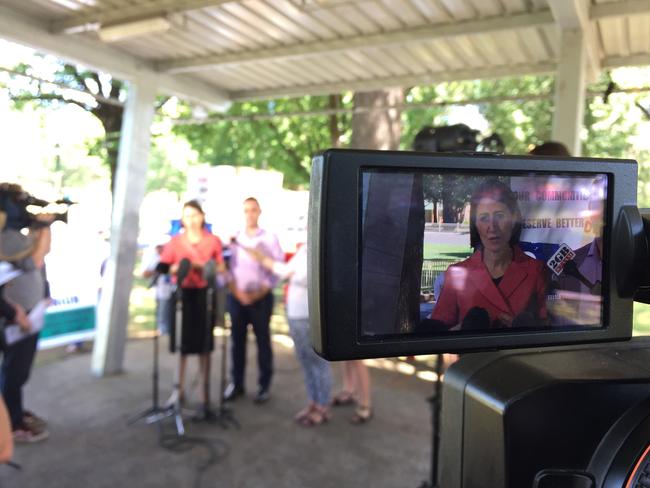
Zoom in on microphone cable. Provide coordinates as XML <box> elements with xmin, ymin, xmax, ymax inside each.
<box><xmin>156</xmin><ymin>421</ymin><xmax>229</xmax><ymax>488</ymax></box>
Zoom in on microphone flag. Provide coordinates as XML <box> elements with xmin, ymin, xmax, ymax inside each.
<box><xmin>547</xmin><ymin>243</ymin><xmax>576</xmax><ymax>276</ymax></box>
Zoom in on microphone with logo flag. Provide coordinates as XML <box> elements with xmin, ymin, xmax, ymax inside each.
<box><xmin>148</xmin><ymin>262</ymin><xmax>170</xmax><ymax>289</ymax></box>
<box><xmin>547</xmin><ymin>243</ymin><xmax>596</xmax><ymax>291</ymax></box>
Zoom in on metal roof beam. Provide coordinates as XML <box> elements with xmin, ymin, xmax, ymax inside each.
<box><xmin>229</xmin><ymin>62</ymin><xmax>556</xmax><ymax>101</ymax></box>
<box><xmin>547</xmin><ymin>0</ymin><xmax>601</xmax><ymax>82</ymax></box>
<box><xmin>603</xmin><ymin>53</ymin><xmax>650</xmax><ymax>68</ymax></box>
<box><xmin>0</xmin><ymin>5</ymin><xmax>231</xmax><ymax>108</ymax></box>
<box><xmin>591</xmin><ymin>0</ymin><xmax>650</xmax><ymax>20</ymax></box>
<box><xmin>50</xmin><ymin>0</ymin><xmax>233</xmax><ymax>34</ymax></box>
<box><xmin>156</xmin><ymin>11</ymin><xmax>555</xmax><ymax>74</ymax></box>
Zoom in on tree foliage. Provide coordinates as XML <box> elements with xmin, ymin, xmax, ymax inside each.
<box><xmin>8</xmin><ymin>56</ymin><xmax>648</xmax><ymax>208</ymax></box>
<box><xmin>7</xmin><ymin>59</ymin><xmax>126</xmax><ymax>192</ymax></box>
<box><xmin>173</xmin><ymin>95</ymin><xmax>352</xmax><ymax>189</ymax></box>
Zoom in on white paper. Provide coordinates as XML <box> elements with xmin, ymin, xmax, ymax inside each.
<box><xmin>0</xmin><ymin>262</ymin><xmax>22</xmax><ymax>286</ymax></box>
<box><xmin>3</xmin><ymin>299</ymin><xmax>49</xmax><ymax>346</ymax></box>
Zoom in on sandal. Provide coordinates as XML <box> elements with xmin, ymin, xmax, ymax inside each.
<box><xmin>298</xmin><ymin>407</ymin><xmax>330</xmax><ymax>427</ymax></box>
<box><xmin>293</xmin><ymin>405</ymin><xmax>314</xmax><ymax>423</ymax></box>
<box><xmin>331</xmin><ymin>390</ymin><xmax>355</xmax><ymax>406</ymax></box>
<box><xmin>351</xmin><ymin>405</ymin><xmax>373</xmax><ymax>424</ymax></box>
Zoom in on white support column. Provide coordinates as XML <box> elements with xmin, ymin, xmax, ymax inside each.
<box><xmin>552</xmin><ymin>29</ymin><xmax>588</xmax><ymax>156</ymax></box>
<box><xmin>92</xmin><ymin>75</ymin><xmax>156</xmax><ymax>376</ymax></box>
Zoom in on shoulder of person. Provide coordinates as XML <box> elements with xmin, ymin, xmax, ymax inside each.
<box><xmin>459</xmin><ymin>250</ymin><xmax>482</xmax><ymax>269</ymax></box>
<box><xmin>573</xmin><ymin>243</ymin><xmax>591</xmax><ymax>263</ymax></box>
<box><xmin>208</xmin><ymin>233</ymin><xmax>223</xmax><ymax>245</ymax></box>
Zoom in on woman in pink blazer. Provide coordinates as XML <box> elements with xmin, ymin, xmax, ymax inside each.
<box><xmin>430</xmin><ymin>180</ymin><xmax>547</xmax><ymax>330</ymax></box>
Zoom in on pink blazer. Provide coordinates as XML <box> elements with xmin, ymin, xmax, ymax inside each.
<box><xmin>431</xmin><ymin>246</ymin><xmax>547</xmax><ymax>328</ymax></box>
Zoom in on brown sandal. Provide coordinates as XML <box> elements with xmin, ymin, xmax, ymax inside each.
<box><xmin>332</xmin><ymin>390</ymin><xmax>355</xmax><ymax>406</ymax></box>
<box><xmin>298</xmin><ymin>408</ymin><xmax>330</xmax><ymax>427</ymax></box>
<box><xmin>294</xmin><ymin>405</ymin><xmax>314</xmax><ymax>423</ymax></box>
<box><xmin>351</xmin><ymin>405</ymin><xmax>373</xmax><ymax>424</ymax></box>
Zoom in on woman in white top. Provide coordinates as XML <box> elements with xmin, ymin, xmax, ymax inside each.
<box><xmin>249</xmin><ymin>244</ymin><xmax>332</xmax><ymax>426</ymax></box>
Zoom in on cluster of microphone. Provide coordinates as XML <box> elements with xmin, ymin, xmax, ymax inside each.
<box><xmin>149</xmin><ymin>258</ymin><xmax>218</xmax><ymax>289</ymax></box>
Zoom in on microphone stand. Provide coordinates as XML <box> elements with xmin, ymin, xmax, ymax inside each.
<box><xmin>167</xmin><ymin>279</ymin><xmax>188</xmax><ymax>436</ymax></box>
<box><xmin>204</xmin><ymin>262</ymin><xmax>239</xmax><ymax>429</ymax></box>
<box><xmin>126</xmin><ymin>306</ymin><xmax>167</xmax><ymax>426</ymax></box>
<box><xmin>212</xmin><ymin>284</ymin><xmax>240</xmax><ymax>429</ymax></box>
<box><xmin>192</xmin><ymin>261</ymin><xmax>218</xmax><ymax>422</ymax></box>
<box><xmin>128</xmin><ymin>272</ymin><xmax>184</xmax><ymax>434</ymax></box>
<box><xmin>418</xmin><ymin>353</ymin><xmax>444</xmax><ymax>488</ymax></box>
<box><xmin>162</xmin><ymin>260</ymin><xmax>192</xmax><ymax>437</ymax></box>
<box><xmin>191</xmin><ymin>261</ymin><xmax>239</xmax><ymax>428</ymax></box>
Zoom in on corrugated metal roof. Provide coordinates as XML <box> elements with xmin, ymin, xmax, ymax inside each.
<box><xmin>2</xmin><ymin>0</ymin><xmax>650</xmax><ymax>102</ymax></box>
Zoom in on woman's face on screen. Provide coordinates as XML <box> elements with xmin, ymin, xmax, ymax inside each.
<box><xmin>475</xmin><ymin>197</ymin><xmax>516</xmax><ymax>254</ymax></box>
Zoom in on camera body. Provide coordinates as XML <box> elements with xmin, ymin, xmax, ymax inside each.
<box><xmin>308</xmin><ymin>149</ymin><xmax>650</xmax><ymax>488</ymax></box>
<box><xmin>0</xmin><ymin>186</ymin><xmax>69</xmax><ymax>230</ymax></box>
<box><xmin>441</xmin><ymin>339</ymin><xmax>650</xmax><ymax>488</ymax></box>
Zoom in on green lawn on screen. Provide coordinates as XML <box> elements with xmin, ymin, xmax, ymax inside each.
<box><xmin>424</xmin><ymin>243</ymin><xmax>472</xmax><ymax>260</ymax></box>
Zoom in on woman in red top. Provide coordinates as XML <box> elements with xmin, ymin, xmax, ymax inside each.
<box><xmin>160</xmin><ymin>200</ymin><xmax>224</xmax><ymax>411</ymax></box>
<box><xmin>430</xmin><ymin>179</ymin><xmax>547</xmax><ymax>330</ymax></box>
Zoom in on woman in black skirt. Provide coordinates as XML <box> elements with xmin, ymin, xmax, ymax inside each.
<box><xmin>160</xmin><ymin>201</ymin><xmax>224</xmax><ymax>411</ymax></box>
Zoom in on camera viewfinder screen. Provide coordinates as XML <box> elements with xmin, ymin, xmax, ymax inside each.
<box><xmin>359</xmin><ymin>170</ymin><xmax>608</xmax><ymax>338</ymax></box>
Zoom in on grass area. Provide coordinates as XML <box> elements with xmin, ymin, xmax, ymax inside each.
<box><xmin>128</xmin><ymin>273</ymin><xmax>157</xmax><ymax>336</ymax></box>
<box><xmin>423</xmin><ymin>243</ymin><xmax>472</xmax><ymax>260</ymax></box>
<box><xmin>633</xmin><ymin>302</ymin><xmax>650</xmax><ymax>336</ymax></box>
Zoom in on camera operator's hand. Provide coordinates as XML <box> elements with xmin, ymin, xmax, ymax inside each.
<box><xmin>13</xmin><ymin>303</ymin><xmax>31</xmax><ymax>332</ymax></box>
<box><xmin>33</xmin><ymin>213</ymin><xmax>56</xmax><ymax>224</ymax></box>
<box><xmin>29</xmin><ymin>225</ymin><xmax>51</xmax><ymax>269</ymax></box>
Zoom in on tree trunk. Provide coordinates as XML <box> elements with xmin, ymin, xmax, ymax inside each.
<box><xmin>353</xmin><ymin>88</ymin><xmax>423</xmax><ymax>334</ymax></box>
<box><xmin>328</xmin><ymin>94</ymin><xmax>342</xmax><ymax>148</ymax></box>
<box><xmin>350</xmin><ymin>88</ymin><xmax>404</xmax><ymax>150</ymax></box>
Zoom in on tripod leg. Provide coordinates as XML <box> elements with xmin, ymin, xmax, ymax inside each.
<box><xmin>174</xmin><ymin>406</ymin><xmax>185</xmax><ymax>437</ymax></box>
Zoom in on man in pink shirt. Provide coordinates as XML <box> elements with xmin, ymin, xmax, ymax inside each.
<box><xmin>225</xmin><ymin>197</ymin><xmax>283</xmax><ymax>403</ymax></box>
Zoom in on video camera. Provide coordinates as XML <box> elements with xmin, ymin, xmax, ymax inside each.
<box><xmin>0</xmin><ymin>184</ymin><xmax>73</xmax><ymax>231</ymax></box>
<box><xmin>308</xmin><ymin>149</ymin><xmax>650</xmax><ymax>487</ymax></box>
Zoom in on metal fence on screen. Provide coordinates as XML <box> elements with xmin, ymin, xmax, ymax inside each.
<box><xmin>421</xmin><ymin>258</ymin><xmax>460</xmax><ymax>292</ymax></box>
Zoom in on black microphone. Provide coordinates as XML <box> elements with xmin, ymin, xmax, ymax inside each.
<box><xmin>511</xmin><ymin>311</ymin><xmax>540</xmax><ymax>329</ymax></box>
<box><xmin>177</xmin><ymin>258</ymin><xmax>191</xmax><ymax>285</ymax></box>
<box><xmin>148</xmin><ymin>262</ymin><xmax>170</xmax><ymax>289</ymax></box>
<box><xmin>461</xmin><ymin>307</ymin><xmax>491</xmax><ymax>330</ymax></box>
<box><xmin>547</xmin><ymin>243</ymin><xmax>596</xmax><ymax>290</ymax></box>
<box><xmin>203</xmin><ymin>259</ymin><xmax>217</xmax><ymax>287</ymax></box>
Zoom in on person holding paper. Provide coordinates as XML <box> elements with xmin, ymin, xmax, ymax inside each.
<box><xmin>0</xmin><ymin>186</ymin><xmax>52</xmax><ymax>443</ymax></box>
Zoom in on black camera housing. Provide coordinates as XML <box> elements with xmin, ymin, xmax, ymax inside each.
<box><xmin>308</xmin><ymin>149</ymin><xmax>639</xmax><ymax>360</ymax></box>
<box><xmin>440</xmin><ymin>337</ymin><xmax>650</xmax><ymax>488</ymax></box>
<box><xmin>0</xmin><ymin>187</ymin><xmax>68</xmax><ymax>230</ymax></box>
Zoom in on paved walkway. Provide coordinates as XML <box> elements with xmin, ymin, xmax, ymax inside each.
<box><xmin>1</xmin><ymin>333</ymin><xmax>434</xmax><ymax>488</ymax></box>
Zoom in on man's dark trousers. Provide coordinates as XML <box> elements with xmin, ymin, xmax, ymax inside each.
<box><xmin>228</xmin><ymin>292</ymin><xmax>274</xmax><ymax>391</ymax></box>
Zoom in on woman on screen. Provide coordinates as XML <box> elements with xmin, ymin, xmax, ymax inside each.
<box><xmin>430</xmin><ymin>179</ymin><xmax>547</xmax><ymax>330</ymax></box>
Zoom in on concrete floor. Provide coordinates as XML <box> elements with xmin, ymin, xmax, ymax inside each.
<box><xmin>1</xmin><ymin>333</ymin><xmax>434</xmax><ymax>488</ymax></box>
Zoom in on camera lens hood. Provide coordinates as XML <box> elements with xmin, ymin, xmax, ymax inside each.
<box><xmin>588</xmin><ymin>395</ymin><xmax>650</xmax><ymax>488</ymax></box>
<box><xmin>614</xmin><ymin>206</ymin><xmax>649</xmax><ymax>298</ymax></box>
